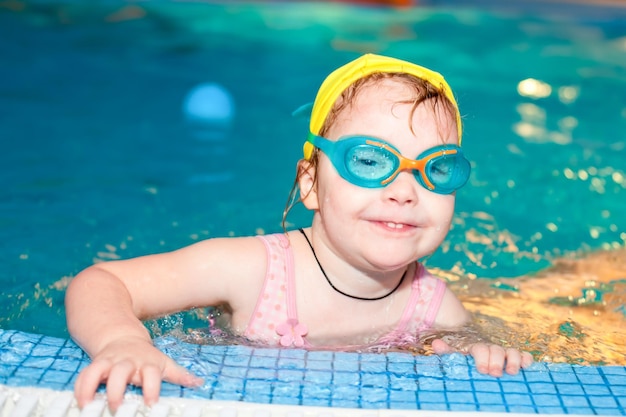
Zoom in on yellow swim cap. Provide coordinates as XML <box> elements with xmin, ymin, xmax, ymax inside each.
<box><xmin>303</xmin><ymin>53</ymin><xmax>462</xmax><ymax>160</ymax></box>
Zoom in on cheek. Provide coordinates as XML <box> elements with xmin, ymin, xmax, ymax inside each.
<box><xmin>429</xmin><ymin>195</ymin><xmax>456</xmax><ymax>226</ymax></box>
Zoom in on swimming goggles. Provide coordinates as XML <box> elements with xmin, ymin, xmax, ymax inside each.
<box><xmin>307</xmin><ymin>133</ymin><xmax>471</xmax><ymax>194</ymax></box>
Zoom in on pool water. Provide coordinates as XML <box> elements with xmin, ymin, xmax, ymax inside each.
<box><xmin>1</xmin><ymin>1</ymin><xmax>625</xmax><ymax>365</ymax></box>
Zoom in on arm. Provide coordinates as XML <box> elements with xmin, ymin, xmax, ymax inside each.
<box><xmin>430</xmin><ymin>287</ymin><xmax>533</xmax><ymax>376</ymax></box>
<box><xmin>65</xmin><ymin>236</ymin><xmax>265</xmax><ymax>409</ymax></box>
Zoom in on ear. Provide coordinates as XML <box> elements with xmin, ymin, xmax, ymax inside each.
<box><xmin>297</xmin><ymin>159</ymin><xmax>319</xmax><ymax>210</ymax></box>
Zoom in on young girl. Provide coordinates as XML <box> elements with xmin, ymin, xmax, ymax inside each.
<box><xmin>65</xmin><ymin>53</ymin><xmax>533</xmax><ymax>410</ymax></box>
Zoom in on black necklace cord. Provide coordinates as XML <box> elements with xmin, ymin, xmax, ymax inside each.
<box><xmin>298</xmin><ymin>228</ymin><xmax>408</xmax><ymax>301</ymax></box>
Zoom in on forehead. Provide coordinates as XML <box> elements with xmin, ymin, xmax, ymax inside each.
<box><xmin>330</xmin><ymin>78</ymin><xmax>458</xmax><ymax>143</ymax></box>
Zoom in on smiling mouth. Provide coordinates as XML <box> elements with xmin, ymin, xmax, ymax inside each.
<box><xmin>381</xmin><ymin>221</ymin><xmax>415</xmax><ymax>230</ymax></box>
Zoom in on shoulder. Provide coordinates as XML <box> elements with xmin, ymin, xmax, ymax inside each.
<box><xmin>432</xmin><ymin>286</ymin><xmax>471</xmax><ymax>329</ymax></box>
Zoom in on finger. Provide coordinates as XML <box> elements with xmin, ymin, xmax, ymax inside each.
<box><xmin>521</xmin><ymin>351</ymin><xmax>534</xmax><ymax>368</ymax></box>
<box><xmin>74</xmin><ymin>360</ymin><xmax>112</xmax><ymax>409</ymax></box>
<box><xmin>140</xmin><ymin>365</ymin><xmax>163</xmax><ymax>407</ymax></box>
<box><xmin>105</xmin><ymin>360</ymin><xmax>136</xmax><ymax>412</ymax></box>
<box><xmin>431</xmin><ymin>339</ymin><xmax>454</xmax><ymax>355</ymax></box>
<box><xmin>504</xmin><ymin>348</ymin><xmax>522</xmax><ymax>375</ymax></box>
<box><xmin>469</xmin><ymin>344</ymin><xmax>490</xmax><ymax>374</ymax></box>
<box><xmin>485</xmin><ymin>345</ymin><xmax>505</xmax><ymax>377</ymax></box>
<box><xmin>163</xmin><ymin>360</ymin><xmax>204</xmax><ymax>388</ymax></box>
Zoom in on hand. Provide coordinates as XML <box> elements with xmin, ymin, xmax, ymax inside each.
<box><xmin>74</xmin><ymin>336</ymin><xmax>203</xmax><ymax>411</ymax></box>
<box><xmin>432</xmin><ymin>338</ymin><xmax>533</xmax><ymax>377</ymax></box>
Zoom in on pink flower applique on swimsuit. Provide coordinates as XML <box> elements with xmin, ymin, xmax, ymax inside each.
<box><xmin>276</xmin><ymin>318</ymin><xmax>308</xmax><ymax>347</ymax></box>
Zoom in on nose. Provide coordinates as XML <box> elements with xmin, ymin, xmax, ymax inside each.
<box><xmin>381</xmin><ymin>170</ymin><xmax>419</xmax><ymax>205</ymax></box>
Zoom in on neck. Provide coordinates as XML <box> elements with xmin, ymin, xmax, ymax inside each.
<box><xmin>298</xmin><ymin>228</ymin><xmax>409</xmax><ymax>301</ymax></box>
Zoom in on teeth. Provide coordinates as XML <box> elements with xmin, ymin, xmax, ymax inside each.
<box><xmin>386</xmin><ymin>222</ymin><xmax>404</xmax><ymax>229</ymax></box>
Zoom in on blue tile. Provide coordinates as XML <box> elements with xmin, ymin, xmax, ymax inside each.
<box><xmin>447</xmin><ymin>391</ymin><xmax>474</xmax><ymax>403</ymax></box>
<box><xmin>360</xmin><ymin>361</ymin><xmax>387</xmax><ymax>373</ymax></box>
<box><xmin>40</xmin><ymin>370</ymin><xmax>73</xmax><ymax>384</ymax></box>
<box><xmin>331</xmin><ymin>384</ymin><xmax>360</xmax><ymax>401</ymax></box>
<box><xmin>473</xmin><ymin>380</ymin><xmax>501</xmax><ymax>392</ymax></box>
<box><xmin>276</xmin><ymin>369</ymin><xmax>304</xmax><ymax>382</ymax></box>
<box><xmin>212</xmin><ymin>391</ymin><xmax>242</xmax><ymax>401</ymax></box>
<box><xmin>389</xmin><ymin>401</ymin><xmax>418</xmax><ymax>410</ymax></box>
<box><xmin>277</xmin><ymin>357</ymin><xmax>305</xmax><ymax>369</ymax></box>
<box><xmin>22</xmin><ymin>356</ymin><xmax>55</xmax><ymax>369</ymax></box>
<box><xmin>507</xmin><ymin>405</ymin><xmax>538</xmax><ymax>414</ymax></box>
<box><xmin>361</xmin><ymin>372</ymin><xmax>388</xmax><ymax>388</ymax></box>
<box><xmin>594</xmin><ymin>408</ymin><xmax>625</xmax><ymax>416</ymax></box>
<box><xmin>245</xmin><ymin>393</ymin><xmax>271</xmax><ymax>404</ymax></box>
<box><xmin>561</xmin><ymin>395</ymin><xmax>590</xmax><ymax>407</ymax></box>
<box><xmin>445</xmin><ymin>379</ymin><xmax>472</xmax><ymax>392</ymax></box>
<box><xmin>474</xmin><ymin>391</ymin><xmax>503</xmax><ymax>404</ymax></box>
<box><xmin>51</xmin><ymin>358</ymin><xmax>80</xmax><ymax>372</ymax></box>
<box><xmin>244</xmin><ymin>379</ymin><xmax>272</xmax><ymax>395</ymax></box>
<box><xmin>223</xmin><ymin>354</ymin><xmax>251</xmax><ymax>367</ymax></box>
<box><xmin>524</xmin><ymin>370</ymin><xmax>553</xmax><ymax>382</ymax></box>
<box><xmin>503</xmin><ymin>393</ymin><xmax>533</xmax><ymax>406</ymax></box>
<box><xmin>528</xmin><ymin>382</ymin><xmax>557</xmax><ymax>394</ymax></box>
<box><xmin>389</xmin><ymin>389</ymin><xmax>416</xmax><ymax>402</ymax></box>
<box><xmin>302</xmin><ymin>383</ymin><xmax>331</xmax><ymax>399</ymax></box>
<box><xmin>303</xmin><ymin>370</ymin><xmax>332</xmax><ymax>384</ymax></box>
<box><xmin>331</xmin><ymin>399</ymin><xmax>360</xmax><ymax>408</ymax></box>
<box><xmin>279</xmin><ymin>349</ymin><xmax>307</xmax><ymax>359</ymax></box>
<box><xmin>565</xmin><ymin>407</ymin><xmax>595</xmax><ymax>415</ymax></box>
<box><xmin>588</xmin><ymin>395</ymin><xmax>618</xmax><ymax>408</ymax></box>
<box><xmin>557</xmin><ymin>383</ymin><xmax>585</xmax><ymax>395</ymax></box>
<box><xmin>388</xmin><ymin>361</ymin><xmax>415</xmax><ymax>374</ymax></box>
<box><xmin>415</xmin><ymin>364</ymin><xmax>443</xmax><ymax>378</ymax></box>
<box><xmin>249</xmin><ymin>348</ymin><xmax>280</xmax><ymax>358</ymax></box>
<box><xmin>0</xmin><ymin>366</ymin><xmax>17</xmax><ymax>378</ymax></box>
<box><xmin>389</xmin><ymin>374</ymin><xmax>418</xmax><ymax>391</ymax></box>
<box><xmin>583</xmin><ymin>383</ymin><xmax>612</xmax><ymax>395</ymax></box>
<box><xmin>306</xmin><ymin>351</ymin><xmax>334</xmax><ymax>361</ymax></box>
<box><xmin>302</xmin><ymin>398</ymin><xmax>332</xmax><ymax>407</ymax></box>
<box><xmin>332</xmin><ymin>371</ymin><xmax>360</xmax><ymax>386</ymax></box>
<box><xmin>575</xmin><ymin>374</ymin><xmax>605</xmax><ymax>384</ymax></box>
<box><xmin>479</xmin><ymin>405</ymin><xmax>508</xmax><ymax>412</ymax></box>
<box><xmin>602</xmin><ymin>366</ymin><xmax>626</xmax><ymax>376</ymax></box>
<box><xmin>361</xmin><ymin>386</ymin><xmax>388</xmax><ymax>402</ymax></box>
<box><xmin>418</xmin><ymin>376</ymin><xmax>444</xmax><ymax>391</ymax></box>
<box><xmin>271</xmin><ymin>396</ymin><xmax>301</xmax><ymax>405</ymax></box>
<box><xmin>448</xmin><ymin>402</ymin><xmax>478</xmax><ymax>411</ymax></box>
<box><xmin>361</xmin><ymin>400</ymin><xmax>389</xmax><ymax>409</ymax></box>
<box><xmin>213</xmin><ymin>376</ymin><xmax>244</xmax><ymax>394</ymax></box>
<box><xmin>536</xmin><ymin>406</ymin><xmax>567</xmax><ymax>414</ymax></box>
<box><xmin>333</xmin><ymin>351</ymin><xmax>360</xmax><ymax>362</ymax></box>
<box><xmin>14</xmin><ymin>367</ymin><xmax>44</xmax><ymax>380</ymax></box>
<box><xmin>552</xmin><ymin>372</ymin><xmax>579</xmax><ymax>383</ymax></box>
<box><xmin>249</xmin><ymin>356</ymin><xmax>277</xmax><ymax>368</ymax></box>
<box><xmin>606</xmin><ymin>375</ymin><xmax>626</xmax><ymax>385</ymax></box>
<box><xmin>245</xmin><ymin>368</ymin><xmax>276</xmax><ymax>380</ymax></box>
<box><xmin>31</xmin><ymin>344</ymin><xmax>61</xmax><ymax>357</ymax></box>
<box><xmin>417</xmin><ymin>390</ymin><xmax>446</xmax><ymax>403</ymax></box>
<box><xmin>271</xmin><ymin>381</ymin><xmax>298</xmax><ymax>397</ymax></box>
<box><xmin>306</xmin><ymin>359</ymin><xmax>332</xmax><ymax>371</ymax></box>
<box><xmin>419</xmin><ymin>402</ymin><xmax>448</xmax><ymax>411</ymax></box>
<box><xmin>500</xmin><ymin>381</ymin><xmax>529</xmax><ymax>393</ymax></box>
<box><xmin>610</xmin><ymin>384</ymin><xmax>626</xmax><ymax>395</ymax></box>
<box><xmin>531</xmin><ymin>393</ymin><xmax>562</xmax><ymax>406</ymax></box>
<box><xmin>332</xmin><ymin>360</ymin><xmax>359</xmax><ymax>372</ymax></box>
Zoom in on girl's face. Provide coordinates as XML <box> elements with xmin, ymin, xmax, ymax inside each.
<box><xmin>301</xmin><ymin>79</ymin><xmax>459</xmax><ymax>273</ymax></box>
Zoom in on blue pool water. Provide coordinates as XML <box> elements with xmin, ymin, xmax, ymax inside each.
<box><xmin>1</xmin><ymin>0</ymin><xmax>625</xmax><ymax>411</ymax></box>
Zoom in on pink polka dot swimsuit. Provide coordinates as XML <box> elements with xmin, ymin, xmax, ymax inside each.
<box><xmin>244</xmin><ymin>233</ymin><xmax>446</xmax><ymax>348</ymax></box>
